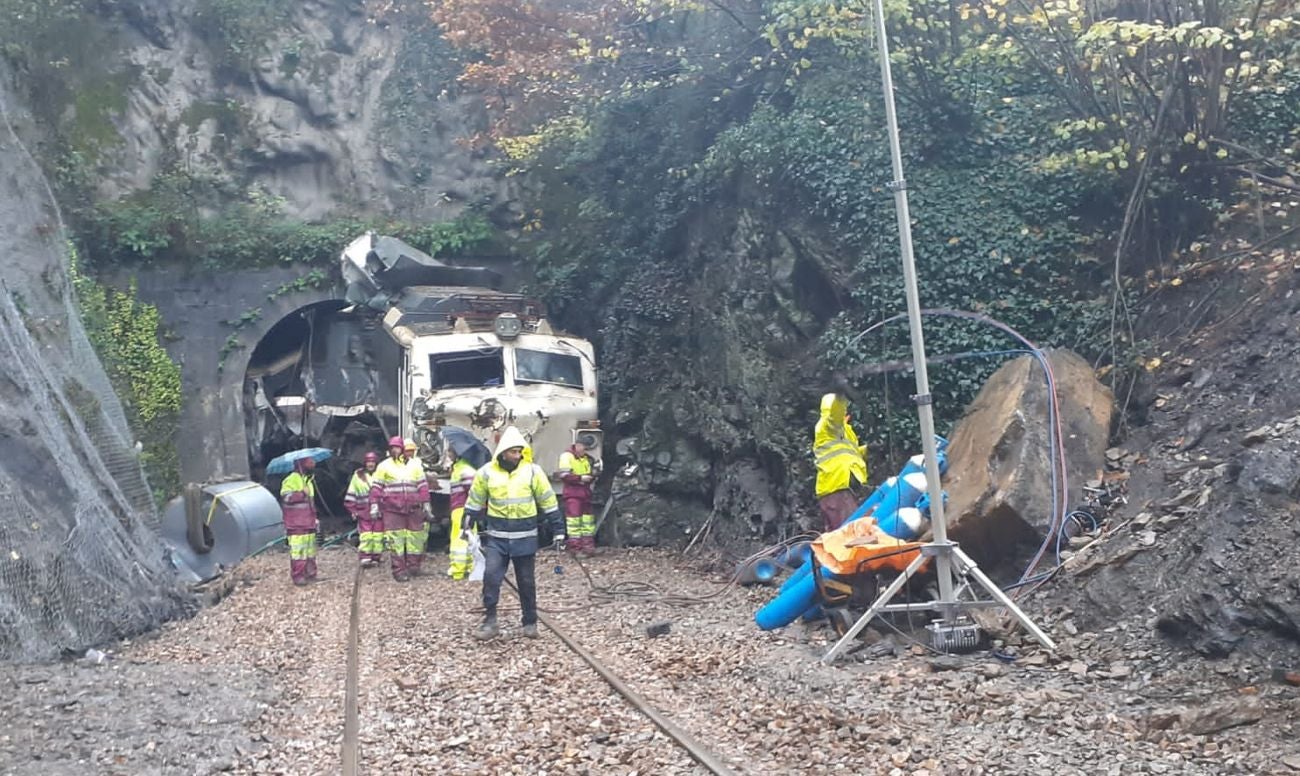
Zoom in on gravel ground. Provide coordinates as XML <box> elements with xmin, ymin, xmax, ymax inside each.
<box><xmin>3</xmin><ymin>545</ymin><xmax>1297</xmax><ymax>775</ymax></box>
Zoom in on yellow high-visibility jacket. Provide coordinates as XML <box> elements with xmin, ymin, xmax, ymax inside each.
<box><xmin>813</xmin><ymin>393</ymin><xmax>868</xmax><ymax>497</ymax></box>
<box><xmin>370</xmin><ymin>456</ymin><xmax>429</xmax><ymax>512</ymax></box>
<box><xmin>280</xmin><ymin>471</ymin><xmax>317</xmax><ymax>530</ymax></box>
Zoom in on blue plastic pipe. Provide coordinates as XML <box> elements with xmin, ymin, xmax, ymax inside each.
<box><xmin>755</xmin><ymin>439</ymin><xmax>952</xmax><ymax>631</ymax></box>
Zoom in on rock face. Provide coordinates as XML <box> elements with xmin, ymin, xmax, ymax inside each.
<box><xmin>583</xmin><ymin>209</ymin><xmax>842</xmax><ymax>545</ymax></box>
<box><xmin>1047</xmin><ymin>264</ymin><xmax>1300</xmax><ymax>661</ymax></box>
<box><xmin>0</xmin><ymin>70</ymin><xmax>185</xmax><ymax>660</ymax></box>
<box><xmin>37</xmin><ymin>0</ymin><xmax>507</xmax><ymax>221</ymax></box>
<box><xmin>943</xmin><ymin>349</ymin><xmax>1115</xmax><ymax>570</ymax></box>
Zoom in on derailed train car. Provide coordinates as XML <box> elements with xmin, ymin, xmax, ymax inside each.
<box><xmin>243</xmin><ymin>233</ymin><xmax>602</xmax><ymax>520</ymax></box>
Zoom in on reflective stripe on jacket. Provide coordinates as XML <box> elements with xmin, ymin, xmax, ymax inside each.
<box><xmin>280</xmin><ymin>472</ymin><xmax>317</xmax><ymax>531</ymax></box>
<box><xmin>344</xmin><ymin>471</ymin><xmax>370</xmax><ymax>519</ymax></box>
<box><xmin>465</xmin><ymin>461</ymin><xmax>560</xmax><ymax>539</ymax></box>
<box><xmin>449</xmin><ymin>458</ymin><xmax>478</xmax><ymax>512</ymax></box>
<box><xmin>813</xmin><ymin>393</ymin><xmax>869</xmax><ymax>498</ymax></box>
<box><xmin>370</xmin><ymin>456</ymin><xmax>429</xmax><ymax>512</ymax></box>
<box><xmin>558</xmin><ymin>449</ymin><xmax>593</xmax><ymax>499</ymax></box>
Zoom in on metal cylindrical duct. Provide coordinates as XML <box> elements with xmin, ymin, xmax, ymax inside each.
<box><xmin>161</xmin><ymin>481</ymin><xmax>284</xmax><ymax>581</ymax></box>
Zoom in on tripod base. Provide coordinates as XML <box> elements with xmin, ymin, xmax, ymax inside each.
<box><xmin>821</xmin><ymin>541</ymin><xmax>1056</xmax><ymax>664</ymax></box>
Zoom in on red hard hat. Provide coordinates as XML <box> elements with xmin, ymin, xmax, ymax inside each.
<box><xmin>364</xmin><ymin>452</ymin><xmax>379</xmax><ymax>463</ymax></box>
<box><xmin>388</xmin><ymin>436</ymin><xmax>404</xmax><ymax>449</ymax></box>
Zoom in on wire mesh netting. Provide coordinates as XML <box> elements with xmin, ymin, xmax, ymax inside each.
<box><xmin>0</xmin><ymin>77</ymin><xmax>186</xmax><ymax>662</ymax></box>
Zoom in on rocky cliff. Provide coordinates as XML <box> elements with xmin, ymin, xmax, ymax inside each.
<box><xmin>9</xmin><ymin>0</ymin><xmax>508</xmax><ymax>221</ymax></box>
<box><xmin>0</xmin><ymin>66</ymin><xmax>185</xmax><ymax>660</ymax></box>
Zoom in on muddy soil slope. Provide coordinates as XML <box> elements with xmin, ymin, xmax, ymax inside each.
<box><xmin>1049</xmin><ymin>239</ymin><xmax>1300</xmax><ymax>664</ymax></box>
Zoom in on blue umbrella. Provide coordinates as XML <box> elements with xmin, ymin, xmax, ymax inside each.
<box><xmin>265</xmin><ymin>447</ymin><xmax>334</xmax><ymax>475</ymax></box>
<box><xmin>440</xmin><ymin>427</ymin><xmax>491</xmax><ymax>469</ymax></box>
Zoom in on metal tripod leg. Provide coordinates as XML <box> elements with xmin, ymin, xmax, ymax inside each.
<box><xmin>952</xmin><ymin>547</ymin><xmax>1056</xmax><ymax>651</ymax></box>
<box><xmin>821</xmin><ymin>544</ymin><xmax>1057</xmax><ymax>664</ymax></box>
<box><xmin>821</xmin><ymin>552</ymin><xmax>928</xmax><ymax>665</ymax></box>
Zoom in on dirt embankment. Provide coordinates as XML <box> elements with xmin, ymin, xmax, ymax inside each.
<box><xmin>1046</xmin><ymin>236</ymin><xmax>1300</xmax><ymax>667</ymax></box>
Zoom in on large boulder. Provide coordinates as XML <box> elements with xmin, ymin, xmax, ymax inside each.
<box><xmin>943</xmin><ymin>349</ymin><xmax>1115</xmax><ymax>570</ymax></box>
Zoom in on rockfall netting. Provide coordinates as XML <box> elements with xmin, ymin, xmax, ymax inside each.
<box><xmin>0</xmin><ymin>77</ymin><xmax>186</xmax><ymax>661</ymax></box>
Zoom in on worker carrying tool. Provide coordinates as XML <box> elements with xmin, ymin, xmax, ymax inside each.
<box><xmin>464</xmin><ymin>426</ymin><xmax>565</xmax><ymax>640</ymax></box>
<box><xmin>345</xmin><ymin>451</ymin><xmax>383</xmax><ymax>567</ymax></box>
<box><xmin>447</xmin><ymin>453</ymin><xmax>479</xmax><ymax>580</ymax></box>
<box><xmin>557</xmin><ymin>441</ymin><xmax>599</xmax><ymax>556</ymax></box>
<box><xmin>371</xmin><ymin>436</ymin><xmax>430</xmax><ymax>582</ymax></box>
<box><xmin>279</xmin><ymin>457</ymin><xmax>319</xmax><ymax>586</ymax></box>
<box><xmin>813</xmin><ymin>392</ymin><xmax>869</xmax><ymax>531</ymax></box>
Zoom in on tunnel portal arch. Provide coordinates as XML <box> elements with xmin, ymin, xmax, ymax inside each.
<box><xmin>242</xmin><ymin>299</ymin><xmax>402</xmax><ymax>520</ymax></box>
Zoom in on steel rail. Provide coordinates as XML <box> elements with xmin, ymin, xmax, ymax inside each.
<box><xmin>506</xmin><ymin>578</ymin><xmax>741</xmax><ymax>776</ymax></box>
<box><xmin>341</xmin><ymin>562</ymin><xmax>362</xmax><ymax>776</ymax></box>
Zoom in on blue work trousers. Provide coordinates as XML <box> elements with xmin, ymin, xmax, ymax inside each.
<box><xmin>481</xmin><ymin>536</ymin><xmax>538</xmax><ymax>626</ymax></box>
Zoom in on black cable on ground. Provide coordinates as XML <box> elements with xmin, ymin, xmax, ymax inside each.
<box><xmin>474</xmin><ymin>535</ymin><xmax>818</xmax><ymax>616</ymax></box>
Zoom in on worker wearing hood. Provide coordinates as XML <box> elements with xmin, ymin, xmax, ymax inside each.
<box><xmin>463</xmin><ymin>426</ymin><xmax>564</xmax><ymax>640</ymax></box>
<box><xmin>814</xmin><ymin>392</ymin><xmax>869</xmax><ymax>531</ymax></box>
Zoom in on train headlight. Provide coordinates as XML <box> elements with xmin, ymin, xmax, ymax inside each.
<box><xmin>494</xmin><ymin>313</ymin><xmax>522</xmax><ymax>340</ymax></box>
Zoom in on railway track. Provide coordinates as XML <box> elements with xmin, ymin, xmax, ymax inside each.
<box><xmin>338</xmin><ymin>551</ymin><xmax>743</xmax><ymax>774</ymax></box>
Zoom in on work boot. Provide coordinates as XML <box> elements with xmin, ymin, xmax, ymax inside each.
<box><xmin>475</xmin><ymin>617</ymin><xmax>499</xmax><ymax>641</ymax></box>
<box><xmin>521</xmin><ymin>624</ymin><xmax>539</xmax><ymax>639</ymax></box>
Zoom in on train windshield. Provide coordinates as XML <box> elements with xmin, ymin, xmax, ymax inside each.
<box><xmin>429</xmin><ymin>349</ymin><xmax>504</xmax><ymax>388</ymax></box>
<box><xmin>513</xmin><ymin>349</ymin><xmax>583</xmax><ymax>389</ymax></box>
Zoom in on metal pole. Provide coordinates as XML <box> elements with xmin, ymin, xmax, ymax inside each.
<box><xmin>870</xmin><ymin>0</ymin><xmax>956</xmax><ymax>614</ymax></box>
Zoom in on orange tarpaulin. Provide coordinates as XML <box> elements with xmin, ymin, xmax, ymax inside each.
<box><xmin>812</xmin><ymin>518</ymin><xmax>928</xmax><ymax>577</ymax></box>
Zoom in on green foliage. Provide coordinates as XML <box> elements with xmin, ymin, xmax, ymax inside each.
<box><xmin>267</xmin><ymin>270</ymin><xmax>330</xmax><ymax>301</ymax></box>
<box><xmin>69</xmin><ymin>249</ymin><xmax>183</xmax><ymax>506</ymax></box>
<box><xmin>193</xmin><ymin>0</ymin><xmax>292</xmax><ymax>70</ymax></box>
<box><xmin>222</xmin><ymin>308</ymin><xmax>263</xmax><ymax>329</ymax></box>
<box><xmin>218</xmin><ymin>333</ymin><xmax>245</xmax><ymax>371</ymax></box>
<box><xmin>512</xmin><ymin>0</ymin><xmax>1244</xmax><ymax>492</ymax></box>
<box><xmin>378</xmin><ymin>17</ymin><xmax>465</xmax><ymax>149</ymax></box>
<box><xmin>1</xmin><ymin>1</ymin><xmax>135</xmax><ymax>173</ymax></box>
<box><xmin>78</xmin><ymin>167</ymin><xmax>497</xmax><ymax>271</ymax></box>
<box><xmin>0</xmin><ymin>0</ymin><xmax>87</xmax><ymax>53</ymax></box>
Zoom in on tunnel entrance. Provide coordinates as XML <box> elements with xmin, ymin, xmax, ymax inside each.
<box><xmin>243</xmin><ymin>300</ymin><xmax>401</xmax><ymax>524</ymax></box>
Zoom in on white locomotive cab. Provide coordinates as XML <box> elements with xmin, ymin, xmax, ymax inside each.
<box><xmin>399</xmin><ymin>325</ymin><xmax>600</xmax><ymax>494</ymax></box>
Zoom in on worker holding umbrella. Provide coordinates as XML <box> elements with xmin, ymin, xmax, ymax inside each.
<box><xmin>268</xmin><ymin>448</ymin><xmax>333</xmax><ymax>585</ymax></box>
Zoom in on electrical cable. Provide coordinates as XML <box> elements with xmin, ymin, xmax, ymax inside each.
<box><xmin>475</xmin><ymin>534</ymin><xmax>821</xmax><ymax>616</ymax></box>
<box><xmin>847</xmin><ymin>309</ymin><xmax>1073</xmax><ymax>592</ymax></box>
